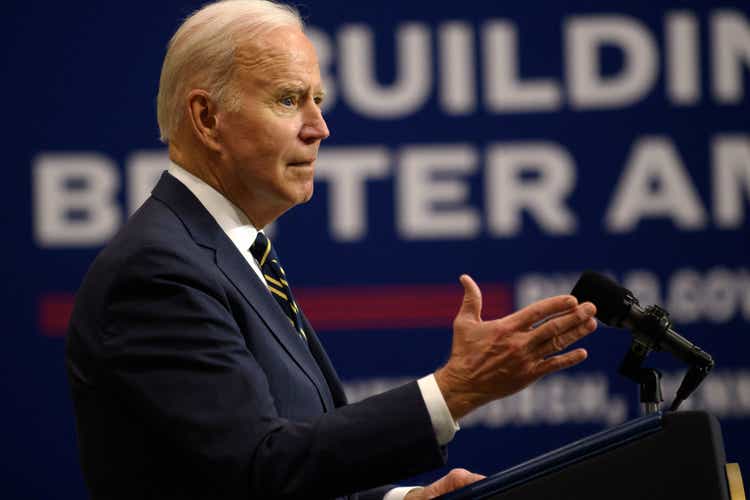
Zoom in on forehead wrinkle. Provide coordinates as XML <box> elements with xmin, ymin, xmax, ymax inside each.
<box><xmin>233</xmin><ymin>36</ymin><xmax>321</xmax><ymax>95</ymax></box>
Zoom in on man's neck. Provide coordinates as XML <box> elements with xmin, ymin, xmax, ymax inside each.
<box><xmin>167</xmin><ymin>142</ymin><xmax>277</xmax><ymax>229</ymax></box>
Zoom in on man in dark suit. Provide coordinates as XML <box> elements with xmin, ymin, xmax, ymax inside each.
<box><xmin>66</xmin><ymin>1</ymin><xmax>598</xmax><ymax>499</ymax></box>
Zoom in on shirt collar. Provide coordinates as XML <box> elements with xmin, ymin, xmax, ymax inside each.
<box><xmin>167</xmin><ymin>161</ymin><xmax>260</xmax><ymax>252</ymax></box>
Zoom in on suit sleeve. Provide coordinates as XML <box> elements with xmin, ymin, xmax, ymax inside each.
<box><xmin>96</xmin><ymin>245</ymin><xmax>445</xmax><ymax>499</ymax></box>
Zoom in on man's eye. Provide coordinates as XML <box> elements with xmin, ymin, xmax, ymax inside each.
<box><xmin>280</xmin><ymin>96</ymin><xmax>296</xmax><ymax>107</ymax></box>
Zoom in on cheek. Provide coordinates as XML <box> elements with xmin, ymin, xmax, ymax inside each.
<box><xmin>222</xmin><ymin>110</ymin><xmax>301</xmax><ymax>169</ymax></box>
<box><xmin>256</xmin><ymin>126</ymin><xmax>297</xmax><ymax>162</ymax></box>
<box><xmin>223</xmin><ymin>112</ymin><xmax>272</xmax><ymax>153</ymax></box>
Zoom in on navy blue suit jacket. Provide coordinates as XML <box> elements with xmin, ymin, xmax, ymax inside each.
<box><xmin>66</xmin><ymin>173</ymin><xmax>446</xmax><ymax>499</ymax></box>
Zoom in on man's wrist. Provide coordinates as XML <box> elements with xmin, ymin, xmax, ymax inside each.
<box><xmin>433</xmin><ymin>367</ymin><xmax>482</xmax><ymax>420</ymax></box>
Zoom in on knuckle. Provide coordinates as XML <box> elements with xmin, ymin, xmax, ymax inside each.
<box><xmin>511</xmin><ymin>339</ymin><xmax>528</xmax><ymax>355</ymax></box>
<box><xmin>552</xmin><ymin>335</ymin><xmax>563</xmax><ymax>351</ymax></box>
<box><xmin>501</xmin><ymin>340</ymin><xmax>519</xmax><ymax>357</ymax></box>
<box><xmin>490</xmin><ymin>321</ymin><xmax>506</xmax><ymax>335</ymax></box>
<box><xmin>546</xmin><ymin>357</ymin><xmax>564</xmax><ymax>371</ymax></box>
<box><xmin>447</xmin><ymin>469</ymin><xmax>468</xmax><ymax>485</ymax></box>
<box><xmin>549</xmin><ymin>319</ymin><xmax>562</xmax><ymax>336</ymax></box>
<box><xmin>562</xmin><ymin>333</ymin><xmax>575</xmax><ymax>348</ymax></box>
<box><xmin>577</xmin><ymin>308</ymin><xmax>589</xmax><ymax>322</ymax></box>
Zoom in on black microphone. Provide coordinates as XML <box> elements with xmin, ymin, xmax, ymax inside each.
<box><xmin>571</xmin><ymin>271</ymin><xmax>714</xmax><ymax>369</ymax></box>
<box><xmin>571</xmin><ymin>271</ymin><xmax>714</xmax><ymax>410</ymax></box>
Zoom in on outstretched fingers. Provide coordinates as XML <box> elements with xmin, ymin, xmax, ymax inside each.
<box><xmin>540</xmin><ymin>317</ymin><xmax>598</xmax><ymax>358</ymax></box>
<box><xmin>501</xmin><ymin>295</ymin><xmax>578</xmax><ymax>332</ymax></box>
<box><xmin>530</xmin><ymin>302</ymin><xmax>597</xmax><ymax>354</ymax></box>
<box><xmin>535</xmin><ymin>347</ymin><xmax>589</xmax><ymax>377</ymax></box>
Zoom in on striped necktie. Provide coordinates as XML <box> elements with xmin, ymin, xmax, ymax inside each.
<box><xmin>250</xmin><ymin>232</ymin><xmax>307</xmax><ymax>343</ymax></box>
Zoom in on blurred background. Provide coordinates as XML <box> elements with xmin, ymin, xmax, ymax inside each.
<box><xmin>4</xmin><ymin>0</ymin><xmax>749</xmax><ymax>497</ymax></box>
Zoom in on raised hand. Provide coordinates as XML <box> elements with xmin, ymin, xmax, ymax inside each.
<box><xmin>435</xmin><ymin>275</ymin><xmax>598</xmax><ymax>419</ymax></box>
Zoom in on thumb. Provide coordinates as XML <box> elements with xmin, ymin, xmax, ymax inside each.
<box><xmin>457</xmin><ymin>274</ymin><xmax>482</xmax><ymax>322</ymax></box>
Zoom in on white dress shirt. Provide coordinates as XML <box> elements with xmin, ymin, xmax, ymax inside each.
<box><xmin>167</xmin><ymin>162</ymin><xmax>459</xmax><ymax>499</ymax></box>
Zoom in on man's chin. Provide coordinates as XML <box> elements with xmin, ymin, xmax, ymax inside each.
<box><xmin>299</xmin><ymin>183</ymin><xmax>314</xmax><ymax>204</ymax></box>
<box><xmin>286</xmin><ymin>182</ymin><xmax>314</xmax><ymax>207</ymax></box>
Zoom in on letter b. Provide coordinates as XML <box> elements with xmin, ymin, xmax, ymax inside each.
<box><xmin>33</xmin><ymin>153</ymin><xmax>121</xmax><ymax>247</ymax></box>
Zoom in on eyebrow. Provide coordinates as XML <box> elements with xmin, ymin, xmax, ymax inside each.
<box><xmin>274</xmin><ymin>82</ymin><xmax>326</xmax><ymax>97</ymax></box>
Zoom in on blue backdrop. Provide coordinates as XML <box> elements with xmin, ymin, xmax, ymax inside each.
<box><xmin>5</xmin><ymin>0</ymin><xmax>749</xmax><ymax>498</ymax></box>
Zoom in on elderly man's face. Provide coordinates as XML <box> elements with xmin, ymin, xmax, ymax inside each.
<box><xmin>216</xmin><ymin>26</ymin><xmax>329</xmax><ymax>223</ymax></box>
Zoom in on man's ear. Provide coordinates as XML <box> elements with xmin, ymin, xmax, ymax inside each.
<box><xmin>186</xmin><ymin>90</ymin><xmax>222</xmax><ymax>152</ymax></box>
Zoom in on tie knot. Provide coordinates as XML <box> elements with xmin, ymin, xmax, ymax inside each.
<box><xmin>250</xmin><ymin>232</ymin><xmax>272</xmax><ymax>266</ymax></box>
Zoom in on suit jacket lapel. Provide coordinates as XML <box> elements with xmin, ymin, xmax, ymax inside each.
<box><xmin>151</xmin><ymin>172</ymin><xmax>334</xmax><ymax>410</ymax></box>
<box><xmin>301</xmin><ymin>314</ymin><xmax>346</xmax><ymax>408</ymax></box>
<box><xmin>214</xmin><ymin>243</ymin><xmax>336</xmax><ymax>410</ymax></box>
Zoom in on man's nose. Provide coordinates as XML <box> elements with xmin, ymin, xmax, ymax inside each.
<box><xmin>300</xmin><ymin>104</ymin><xmax>330</xmax><ymax>143</ymax></box>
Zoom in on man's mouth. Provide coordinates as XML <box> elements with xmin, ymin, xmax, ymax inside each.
<box><xmin>287</xmin><ymin>159</ymin><xmax>316</xmax><ymax>167</ymax></box>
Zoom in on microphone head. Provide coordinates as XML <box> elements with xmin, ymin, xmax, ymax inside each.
<box><xmin>571</xmin><ymin>271</ymin><xmax>634</xmax><ymax>326</ymax></box>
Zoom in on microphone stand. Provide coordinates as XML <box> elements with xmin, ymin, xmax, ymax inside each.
<box><xmin>619</xmin><ymin>338</ymin><xmax>664</xmax><ymax>415</ymax></box>
<box><xmin>618</xmin><ymin>305</ymin><xmax>714</xmax><ymax>414</ymax></box>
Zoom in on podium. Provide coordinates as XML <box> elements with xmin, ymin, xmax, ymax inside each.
<box><xmin>438</xmin><ymin>411</ymin><xmax>745</xmax><ymax>500</ymax></box>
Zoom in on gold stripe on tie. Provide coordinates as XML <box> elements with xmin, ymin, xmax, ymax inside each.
<box><xmin>264</xmin><ymin>274</ymin><xmax>285</xmax><ymax>289</ymax></box>
<box><xmin>268</xmin><ymin>286</ymin><xmax>289</xmax><ymax>301</ymax></box>
<box><xmin>272</xmin><ymin>259</ymin><xmax>286</xmax><ymax>276</ymax></box>
<box><xmin>290</xmin><ymin>302</ymin><xmax>299</xmax><ymax>314</ymax></box>
<box><xmin>259</xmin><ymin>238</ymin><xmax>272</xmax><ymax>267</ymax></box>
<box><xmin>298</xmin><ymin>328</ymin><xmax>307</xmax><ymax>341</ymax></box>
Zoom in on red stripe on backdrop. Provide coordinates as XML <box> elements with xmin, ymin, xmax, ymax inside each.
<box><xmin>294</xmin><ymin>283</ymin><xmax>514</xmax><ymax>331</ymax></box>
<box><xmin>39</xmin><ymin>293</ymin><xmax>76</xmax><ymax>337</ymax></box>
<box><xmin>38</xmin><ymin>283</ymin><xmax>514</xmax><ymax>335</ymax></box>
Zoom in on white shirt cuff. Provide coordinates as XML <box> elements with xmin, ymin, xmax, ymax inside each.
<box><xmin>383</xmin><ymin>486</ymin><xmax>424</xmax><ymax>500</ymax></box>
<box><xmin>417</xmin><ymin>374</ymin><xmax>460</xmax><ymax>446</ymax></box>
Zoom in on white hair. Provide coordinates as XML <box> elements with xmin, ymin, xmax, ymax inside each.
<box><xmin>156</xmin><ymin>0</ymin><xmax>303</xmax><ymax>143</ymax></box>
